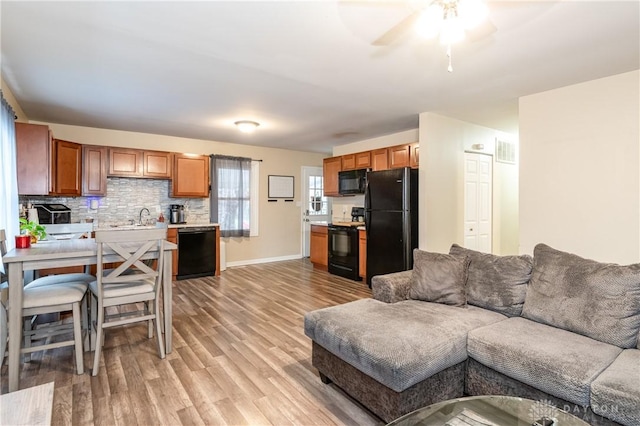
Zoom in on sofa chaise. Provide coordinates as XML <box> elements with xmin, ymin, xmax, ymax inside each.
<box><xmin>304</xmin><ymin>243</ymin><xmax>640</xmax><ymax>425</ymax></box>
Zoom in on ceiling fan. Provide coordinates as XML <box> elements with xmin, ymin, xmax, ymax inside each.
<box><xmin>340</xmin><ymin>0</ymin><xmax>495</xmax><ymax>71</ymax></box>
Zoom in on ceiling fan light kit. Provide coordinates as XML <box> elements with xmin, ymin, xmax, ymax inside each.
<box><xmin>415</xmin><ymin>0</ymin><xmax>489</xmax><ymax>72</ymax></box>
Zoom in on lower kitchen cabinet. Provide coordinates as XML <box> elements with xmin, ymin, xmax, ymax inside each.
<box><xmin>310</xmin><ymin>225</ymin><xmax>328</xmax><ymax>269</ymax></box>
<box><xmin>359</xmin><ymin>229</ymin><xmax>366</xmax><ymax>279</ymax></box>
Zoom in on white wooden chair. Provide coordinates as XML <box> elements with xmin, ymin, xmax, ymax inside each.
<box><xmin>90</xmin><ymin>228</ymin><xmax>167</xmax><ymax>376</ymax></box>
<box><xmin>1</xmin><ymin>229</ymin><xmax>93</xmax><ymax>372</ymax></box>
<box><xmin>0</xmin><ymin>229</ymin><xmax>8</xmax><ymax>367</ymax></box>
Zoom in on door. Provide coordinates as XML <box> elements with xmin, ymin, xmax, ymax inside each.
<box><xmin>366</xmin><ymin>168</ymin><xmax>406</xmax><ymax>212</ymax></box>
<box><xmin>302</xmin><ymin>166</ymin><xmax>330</xmax><ymax>257</ymax></box>
<box><xmin>366</xmin><ymin>210</ymin><xmax>406</xmax><ymax>284</ymax></box>
<box><xmin>464</xmin><ymin>152</ymin><xmax>493</xmax><ymax>252</ymax></box>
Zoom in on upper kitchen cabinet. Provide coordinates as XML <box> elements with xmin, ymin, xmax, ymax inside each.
<box><xmin>389</xmin><ymin>144</ymin><xmax>412</xmax><ymax>169</ymax></box>
<box><xmin>323</xmin><ymin>156</ymin><xmax>342</xmax><ymax>196</ymax></box>
<box><xmin>16</xmin><ymin>122</ymin><xmax>52</xmax><ymax>195</ymax></box>
<box><xmin>371</xmin><ymin>148</ymin><xmax>389</xmax><ymax>171</ymax></box>
<box><xmin>53</xmin><ymin>139</ymin><xmax>83</xmax><ymax>196</ymax></box>
<box><xmin>82</xmin><ymin>145</ymin><xmax>107</xmax><ymax>196</ymax></box>
<box><xmin>108</xmin><ymin>147</ymin><xmax>142</xmax><ymax>177</ymax></box>
<box><xmin>172</xmin><ymin>153</ymin><xmax>209</xmax><ymax>197</ymax></box>
<box><xmin>342</xmin><ymin>151</ymin><xmax>371</xmax><ymax>171</ymax></box>
<box><xmin>143</xmin><ymin>150</ymin><xmax>172</xmax><ymax>179</ymax></box>
<box><xmin>410</xmin><ymin>143</ymin><xmax>419</xmax><ymax>168</ymax></box>
<box><xmin>16</xmin><ymin>123</ymin><xmax>82</xmax><ymax>196</ymax></box>
<box><xmin>108</xmin><ymin>148</ymin><xmax>172</xmax><ymax>179</ymax></box>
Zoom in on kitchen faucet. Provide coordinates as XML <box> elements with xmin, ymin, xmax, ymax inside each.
<box><xmin>139</xmin><ymin>207</ymin><xmax>150</xmax><ymax>225</ymax></box>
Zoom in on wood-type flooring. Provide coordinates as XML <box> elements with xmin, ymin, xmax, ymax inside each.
<box><xmin>0</xmin><ymin>259</ymin><xmax>383</xmax><ymax>425</ymax></box>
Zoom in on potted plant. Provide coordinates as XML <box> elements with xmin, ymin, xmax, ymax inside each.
<box><xmin>19</xmin><ymin>218</ymin><xmax>47</xmax><ymax>244</ymax></box>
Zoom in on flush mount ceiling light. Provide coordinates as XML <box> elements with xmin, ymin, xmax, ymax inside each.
<box><xmin>234</xmin><ymin>120</ymin><xmax>260</xmax><ymax>133</ymax></box>
<box><xmin>415</xmin><ymin>0</ymin><xmax>489</xmax><ymax>72</ymax></box>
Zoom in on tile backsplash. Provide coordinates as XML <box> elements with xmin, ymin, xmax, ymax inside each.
<box><xmin>20</xmin><ymin>177</ymin><xmax>210</xmax><ymax>226</ymax></box>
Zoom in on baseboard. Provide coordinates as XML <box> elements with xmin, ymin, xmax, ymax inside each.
<box><xmin>225</xmin><ymin>254</ymin><xmax>303</xmax><ymax>268</ymax></box>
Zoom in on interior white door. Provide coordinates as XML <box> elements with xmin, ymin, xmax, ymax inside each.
<box><xmin>464</xmin><ymin>152</ymin><xmax>493</xmax><ymax>252</ymax></box>
<box><xmin>301</xmin><ymin>166</ymin><xmax>331</xmax><ymax>257</ymax></box>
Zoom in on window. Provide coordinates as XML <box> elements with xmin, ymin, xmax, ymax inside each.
<box><xmin>210</xmin><ymin>155</ymin><xmax>258</xmax><ymax>237</ymax></box>
<box><xmin>307</xmin><ymin>175</ymin><xmax>329</xmax><ymax>216</ymax></box>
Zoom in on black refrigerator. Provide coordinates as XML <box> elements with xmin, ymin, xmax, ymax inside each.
<box><xmin>365</xmin><ymin>167</ymin><xmax>418</xmax><ymax>286</ymax></box>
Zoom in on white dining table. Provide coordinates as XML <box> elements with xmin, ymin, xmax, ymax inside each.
<box><xmin>3</xmin><ymin>238</ymin><xmax>176</xmax><ymax>393</ymax></box>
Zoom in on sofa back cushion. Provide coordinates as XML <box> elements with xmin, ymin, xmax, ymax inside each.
<box><xmin>522</xmin><ymin>243</ymin><xmax>640</xmax><ymax>348</ymax></box>
<box><xmin>449</xmin><ymin>244</ymin><xmax>532</xmax><ymax>317</ymax></box>
<box><xmin>409</xmin><ymin>249</ymin><xmax>468</xmax><ymax>307</ymax></box>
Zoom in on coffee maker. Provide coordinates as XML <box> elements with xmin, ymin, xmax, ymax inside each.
<box><xmin>351</xmin><ymin>207</ymin><xmax>365</xmax><ymax>223</ymax></box>
<box><xmin>170</xmin><ymin>204</ymin><xmax>186</xmax><ymax>224</ymax></box>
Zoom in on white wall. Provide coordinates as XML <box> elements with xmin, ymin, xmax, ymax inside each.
<box><xmin>419</xmin><ymin>113</ymin><xmax>519</xmax><ymax>254</ymax></box>
<box><xmin>519</xmin><ymin>70</ymin><xmax>640</xmax><ymax>263</ymax></box>
<box><xmin>331</xmin><ymin>121</ymin><xmax>519</xmax><ymax>255</ymax></box>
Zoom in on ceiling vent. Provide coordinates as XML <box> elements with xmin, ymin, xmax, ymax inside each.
<box><xmin>496</xmin><ymin>138</ymin><xmax>516</xmax><ymax>164</ymax></box>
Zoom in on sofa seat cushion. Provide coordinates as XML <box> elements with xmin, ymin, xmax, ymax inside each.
<box><xmin>591</xmin><ymin>349</ymin><xmax>640</xmax><ymax>426</ymax></box>
<box><xmin>304</xmin><ymin>298</ymin><xmax>506</xmax><ymax>392</ymax></box>
<box><xmin>467</xmin><ymin>317</ymin><xmax>622</xmax><ymax>407</ymax></box>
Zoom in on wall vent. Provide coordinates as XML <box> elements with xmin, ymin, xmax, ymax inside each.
<box><xmin>496</xmin><ymin>138</ymin><xmax>516</xmax><ymax>164</ymax></box>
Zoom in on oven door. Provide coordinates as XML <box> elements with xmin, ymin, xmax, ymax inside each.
<box><xmin>328</xmin><ymin>226</ymin><xmax>361</xmax><ymax>280</ymax></box>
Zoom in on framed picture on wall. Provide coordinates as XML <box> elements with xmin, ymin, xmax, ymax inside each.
<box><xmin>268</xmin><ymin>175</ymin><xmax>294</xmax><ymax>198</ymax></box>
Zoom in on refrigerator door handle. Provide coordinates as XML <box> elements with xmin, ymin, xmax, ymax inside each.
<box><xmin>365</xmin><ymin>211</ymin><xmax>371</xmax><ymax>236</ymax></box>
<box><xmin>364</xmin><ymin>178</ymin><xmax>371</xmax><ymax>211</ymax></box>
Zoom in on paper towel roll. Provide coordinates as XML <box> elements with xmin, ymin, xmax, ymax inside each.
<box><xmin>28</xmin><ymin>208</ymin><xmax>39</xmax><ymax>224</ymax></box>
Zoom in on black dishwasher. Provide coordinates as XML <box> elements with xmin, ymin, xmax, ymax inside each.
<box><xmin>177</xmin><ymin>226</ymin><xmax>217</xmax><ymax>280</ymax></box>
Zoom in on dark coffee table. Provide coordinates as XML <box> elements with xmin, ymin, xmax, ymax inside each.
<box><xmin>387</xmin><ymin>396</ymin><xmax>590</xmax><ymax>426</ymax></box>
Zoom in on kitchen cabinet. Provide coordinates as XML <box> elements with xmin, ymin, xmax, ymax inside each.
<box><xmin>389</xmin><ymin>144</ymin><xmax>412</xmax><ymax>169</ymax></box>
<box><xmin>310</xmin><ymin>224</ymin><xmax>328</xmax><ymax>269</ymax></box>
<box><xmin>16</xmin><ymin>123</ymin><xmax>83</xmax><ymax>196</ymax></box>
<box><xmin>108</xmin><ymin>147</ymin><xmax>142</xmax><ymax>177</ymax></box>
<box><xmin>371</xmin><ymin>148</ymin><xmax>389</xmax><ymax>171</ymax></box>
<box><xmin>16</xmin><ymin>122</ymin><xmax>52</xmax><ymax>195</ymax></box>
<box><xmin>108</xmin><ymin>148</ymin><xmax>172</xmax><ymax>179</ymax></box>
<box><xmin>410</xmin><ymin>143</ymin><xmax>419</xmax><ymax>168</ymax></box>
<box><xmin>167</xmin><ymin>227</ymin><xmax>178</xmax><ymax>281</ymax></box>
<box><xmin>323</xmin><ymin>156</ymin><xmax>342</xmax><ymax>197</ymax></box>
<box><xmin>82</xmin><ymin>145</ymin><xmax>107</xmax><ymax>196</ymax></box>
<box><xmin>143</xmin><ymin>150</ymin><xmax>172</xmax><ymax>179</ymax></box>
<box><xmin>342</xmin><ymin>151</ymin><xmax>371</xmax><ymax>171</ymax></box>
<box><xmin>359</xmin><ymin>229</ymin><xmax>366</xmax><ymax>279</ymax></box>
<box><xmin>172</xmin><ymin>153</ymin><xmax>210</xmax><ymax>197</ymax></box>
<box><xmin>53</xmin><ymin>139</ymin><xmax>83</xmax><ymax>196</ymax></box>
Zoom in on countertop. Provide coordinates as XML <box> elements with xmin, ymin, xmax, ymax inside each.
<box><xmin>167</xmin><ymin>222</ymin><xmax>219</xmax><ymax>229</ymax></box>
<box><xmin>93</xmin><ymin>222</ymin><xmax>219</xmax><ymax>230</ymax></box>
<box><xmin>309</xmin><ymin>221</ymin><xmax>365</xmax><ymax>230</ymax></box>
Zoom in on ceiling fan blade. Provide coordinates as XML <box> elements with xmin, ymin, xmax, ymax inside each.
<box><xmin>466</xmin><ymin>18</ymin><xmax>497</xmax><ymax>43</ymax></box>
<box><xmin>371</xmin><ymin>10</ymin><xmax>421</xmax><ymax>46</ymax></box>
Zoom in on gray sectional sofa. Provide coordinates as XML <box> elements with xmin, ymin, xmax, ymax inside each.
<box><xmin>304</xmin><ymin>243</ymin><xmax>640</xmax><ymax>425</ymax></box>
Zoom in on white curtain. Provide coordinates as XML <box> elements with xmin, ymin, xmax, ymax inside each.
<box><xmin>210</xmin><ymin>155</ymin><xmax>251</xmax><ymax>238</ymax></box>
<box><xmin>0</xmin><ymin>91</ymin><xmax>19</xmax><ymax>273</ymax></box>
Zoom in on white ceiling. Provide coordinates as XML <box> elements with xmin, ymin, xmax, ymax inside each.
<box><xmin>1</xmin><ymin>1</ymin><xmax>638</xmax><ymax>154</ymax></box>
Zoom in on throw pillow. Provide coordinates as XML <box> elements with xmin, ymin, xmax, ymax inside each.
<box><xmin>449</xmin><ymin>244</ymin><xmax>533</xmax><ymax>317</ymax></box>
<box><xmin>522</xmin><ymin>243</ymin><xmax>640</xmax><ymax>348</ymax></box>
<box><xmin>409</xmin><ymin>249</ymin><xmax>468</xmax><ymax>307</ymax></box>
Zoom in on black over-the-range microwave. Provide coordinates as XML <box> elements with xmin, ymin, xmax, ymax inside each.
<box><xmin>338</xmin><ymin>168</ymin><xmax>368</xmax><ymax>195</ymax></box>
